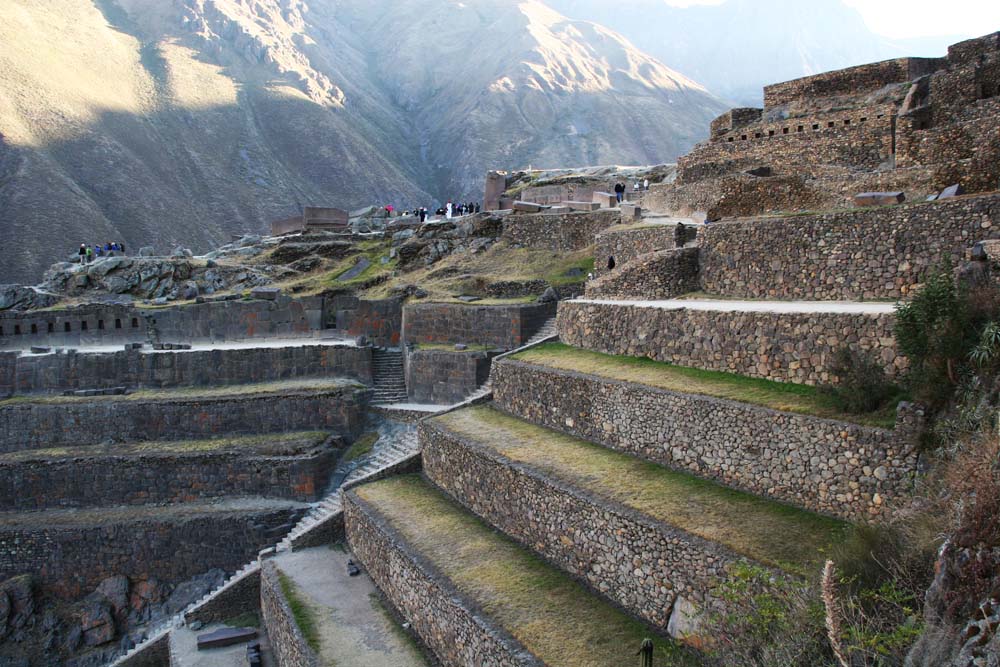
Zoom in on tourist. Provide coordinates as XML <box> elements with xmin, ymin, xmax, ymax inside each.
<box><xmin>607</xmin><ymin>255</ymin><xmax>616</xmax><ymax>270</ymax></box>
<box><xmin>475</xmin><ymin>203</ymin><xmax>480</xmax><ymax>213</ymax></box>
<box><xmin>85</xmin><ymin>245</ymin><xmax>93</xmax><ymax>263</ymax></box>
<box><xmin>614</xmin><ymin>182</ymin><xmax>625</xmax><ymax>203</ymax></box>
<box><xmin>446</xmin><ymin>201</ymin><xmax>453</xmax><ymax>219</ymax></box>
<box><xmin>386</xmin><ymin>204</ymin><xmax>394</xmax><ymax>217</ymax></box>
<box><xmin>78</xmin><ymin>244</ymin><xmax>87</xmax><ymax>265</ymax></box>
<box><xmin>643</xmin><ymin>178</ymin><xmax>650</xmax><ymax>191</ymax></box>
<box><xmin>633</xmin><ymin>182</ymin><xmax>640</xmax><ymax>193</ymax></box>
<box><xmin>419</xmin><ymin>207</ymin><xmax>427</xmax><ymax>223</ymax></box>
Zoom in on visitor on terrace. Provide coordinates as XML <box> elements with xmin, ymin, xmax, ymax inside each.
<box><xmin>614</xmin><ymin>181</ymin><xmax>625</xmax><ymax>203</ymax></box>
<box><xmin>78</xmin><ymin>244</ymin><xmax>87</xmax><ymax>265</ymax></box>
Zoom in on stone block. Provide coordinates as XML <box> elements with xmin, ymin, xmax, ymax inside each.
<box><xmin>939</xmin><ymin>183</ymin><xmax>965</xmax><ymax>199</ymax></box>
<box><xmin>511</xmin><ymin>201</ymin><xmax>545</xmax><ymax>213</ymax></box>
<box><xmin>620</xmin><ymin>204</ymin><xmax>642</xmax><ymax>221</ymax></box>
<box><xmin>564</xmin><ymin>201</ymin><xmax>601</xmax><ymax>212</ymax></box>
<box><xmin>250</xmin><ymin>287</ymin><xmax>281</xmax><ymax>301</ymax></box>
<box><xmin>853</xmin><ymin>191</ymin><xmax>905</xmax><ymax>207</ymax></box>
<box><xmin>545</xmin><ymin>206</ymin><xmax>572</xmax><ymax>215</ymax></box>
<box><xmin>592</xmin><ymin>191</ymin><xmax>618</xmax><ymax>208</ymax></box>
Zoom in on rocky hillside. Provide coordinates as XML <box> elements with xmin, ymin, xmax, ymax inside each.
<box><xmin>0</xmin><ymin>0</ymin><xmax>726</xmax><ymax>284</ymax></box>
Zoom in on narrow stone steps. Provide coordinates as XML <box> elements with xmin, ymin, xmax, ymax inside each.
<box><xmin>346</xmin><ymin>475</ymin><xmax>679</xmax><ymax>666</ymax></box>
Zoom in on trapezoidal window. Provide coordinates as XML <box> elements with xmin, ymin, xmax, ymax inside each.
<box><xmin>30</xmin><ymin>324</ymin><xmax>37</xmax><ymax>335</ymax></box>
<box><xmin>115</xmin><ymin>319</ymin><xmax>122</xmax><ymax>329</ymax></box>
<box><xmin>64</xmin><ymin>322</ymin><xmax>71</xmax><ymax>332</ymax></box>
<box><xmin>47</xmin><ymin>322</ymin><xmax>54</xmax><ymax>333</ymax></box>
<box><xmin>131</xmin><ymin>318</ymin><xmax>139</xmax><ymax>328</ymax></box>
<box><xmin>80</xmin><ymin>321</ymin><xmax>88</xmax><ymax>331</ymax></box>
<box><xmin>783</xmin><ymin>127</ymin><xmax>789</xmax><ymax>134</ymax></box>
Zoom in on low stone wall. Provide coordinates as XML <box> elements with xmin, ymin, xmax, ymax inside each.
<box><xmin>405</xmin><ymin>349</ymin><xmax>495</xmax><ymax>405</ymax></box>
<box><xmin>0</xmin><ymin>505</ymin><xmax>304</xmax><ymax>599</ymax></box>
<box><xmin>186</xmin><ymin>567</ymin><xmax>261</xmax><ymax>626</ymax></box>
<box><xmin>699</xmin><ymin>193</ymin><xmax>1000</xmax><ymax>301</ymax></box>
<box><xmin>0</xmin><ymin>304</ymin><xmax>146</xmax><ymax>351</ymax></box>
<box><xmin>260</xmin><ymin>561</ymin><xmax>321</xmax><ymax>667</ymax></box>
<box><xmin>557</xmin><ymin>301</ymin><xmax>904</xmax><ymax>384</ymax></box>
<box><xmin>492</xmin><ymin>360</ymin><xmax>922</xmax><ymax>520</ymax></box>
<box><xmin>585</xmin><ymin>248</ymin><xmax>700</xmax><ymax>300</ymax></box>
<box><xmin>7</xmin><ymin>344</ymin><xmax>372</xmax><ymax>395</ymax></box>
<box><xmin>0</xmin><ymin>445</ymin><xmax>338</xmax><ymax>510</ymax></box>
<box><xmin>420</xmin><ymin>420</ymin><xmax>740</xmax><ymax>634</ymax></box>
<box><xmin>0</xmin><ymin>385</ymin><xmax>369</xmax><ymax>452</ymax></box>
<box><xmin>501</xmin><ymin>209</ymin><xmax>621</xmax><ymax>251</ymax></box>
<box><xmin>344</xmin><ymin>491</ymin><xmax>540</xmax><ymax>667</ymax></box>
<box><xmin>593</xmin><ymin>224</ymin><xmax>693</xmax><ymax>277</ymax></box>
<box><xmin>115</xmin><ymin>633</ymin><xmax>169</xmax><ymax>667</ymax></box>
<box><xmin>763</xmin><ymin>58</ymin><xmax>942</xmax><ymax>107</ymax></box>
<box><xmin>149</xmin><ymin>295</ymin><xmax>323</xmax><ymax>343</ymax></box>
<box><xmin>403</xmin><ymin>302</ymin><xmax>555</xmax><ymax>350</ymax></box>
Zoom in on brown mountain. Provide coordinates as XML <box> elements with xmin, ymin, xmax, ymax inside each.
<box><xmin>0</xmin><ymin>0</ymin><xmax>726</xmax><ymax>283</ymax></box>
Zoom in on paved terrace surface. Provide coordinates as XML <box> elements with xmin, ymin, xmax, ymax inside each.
<box><xmin>171</xmin><ymin>622</ymin><xmax>275</xmax><ymax>667</ymax></box>
<box><xmin>573</xmin><ymin>297</ymin><xmax>897</xmax><ymax>314</ymax></box>
<box><xmin>18</xmin><ymin>336</ymin><xmax>357</xmax><ymax>356</ymax></box>
<box><xmin>272</xmin><ymin>546</ymin><xmax>431</xmax><ymax>667</ymax></box>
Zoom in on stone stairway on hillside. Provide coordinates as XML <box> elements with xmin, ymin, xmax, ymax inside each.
<box><xmin>107</xmin><ymin>420</ymin><xmax>420</xmax><ymax>667</ymax></box>
<box><xmin>371</xmin><ymin>348</ymin><xmax>407</xmax><ymax>404</ymax></box>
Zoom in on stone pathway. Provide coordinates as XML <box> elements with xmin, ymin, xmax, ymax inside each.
<box><xmin>272</xmin><ymin>546</ymin><xmax>431</xmax><ymax>667</ymax></box>
<box><xmin>170</xmin><ymin>621</ymin><xmax>275</xmax><ymax>667</ymax></box>
<box><xmin>19</xmin><ymin>336</ymin><xmax>356</xmax><ymax>356</ymax></box>
<box><xmin>574</xmin><ymin>297</ymin><xmax>897</xmax><ymax>314</ymax></box>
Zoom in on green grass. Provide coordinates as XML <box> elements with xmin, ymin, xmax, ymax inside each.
<box><xmin>0</xmin><ymin>431</ymin><xmax>330</xmax><ymax>462</ymax></box>
<box><xmin>355</xmin><ymin>475</ymin><xmax>699</xmax><ymax>667</ymax></box>
<box><xmin>342</xmin><ymin>431</ymin><xmax>379</xmax><ymax>463</ymax></box>
<box><xmin>277</xmin><ymin>570</ymin><xmax>322</xmax><ymax>654</ymax></box>
<box><xmin>414</xmin><ymin>342</ymin><xmax>493</xmax><ymax>353</ymax></box>
<box><xmin>546</xmin><ymin>256</ymin><xmax>593</xmax><ymax>287</ymax></box>
<box><xmin>434</xmin><ymin>405</ymin><xmax>849</xmax><ymax>575</ymax></box>
<box><xmin>511</xmin><ymin>343</ymin><xmax>900</xmax><ymax>428</ymax></box>
<box><xmin>222</xmin><ymin>610</ymin><xmax>260</xmax><ymax>629</ymax></box>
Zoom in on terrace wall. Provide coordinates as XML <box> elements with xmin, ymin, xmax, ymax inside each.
<box><xmin>501</xmin><ymin>209</ymin><xmax>621</xmax><ymax>251</ymax></box>
<box><xmin>403</xmin><ymin>302</ymin><xmax>555</xmax><ymax>350</ymax></box>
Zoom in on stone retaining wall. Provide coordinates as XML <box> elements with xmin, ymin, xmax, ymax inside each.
<box><xmin>260</xmin><ymin>561</ymin><xmax>321</xmax><ymax>667</ymax></box>
<box><xmin>0</xmin><ymin>445</ymin><xmax>338</xmax><ymax>510</ymax></box>
<box><xmin>7</xmin><ymin>344</ymin><xmax>372</xmax><ymax>395</ymax></box>
<box><xmin>403</xmin><ymin>302</ymin><xmax>555</xmax><ymax>349</ymax></box>
<box><xmin>585</xmin><ymin>249</ymin><xmax>700</xmax><ymax>300</ymax></box>
<box><xmin>0</xmin><ymin>385</ymin><xmax>369</xmax><ymax>452</ymax></box>
<box><xmin>344</xmin><ymin>491</ymin><xmax>541</xmax><ymax>667</ymax></box>
<box><xmin>763</xmin><ymin>58</ymin><xmax>942</xmax><ymax>107</ymax></box>
<box><xmin>420</xmin><ymin>421</ymin><xmax>740</xmax><ymax>634</ymax></box>
<box><xmin>115</xmin><ymin>633</ymin><xmax>169</xmax><ymax>667</ymax></box>
<box><xmin>0</xmin><ymin>506</ymin><xmax>304</xmax><ymax>599</ymax></box>
<box><xmin>405</xmin><ymin>349</ymin><xmax>495</xmax><ymax>405</ymax></box>
<box><xmin>492</xmin><ymin>360</ymin><xmax>922</xmax><ymax>520</ymax></box>
<box><xmin>593</xmin><ymin>224</ymin><xmax>694</xmax><ymax>277</ymax></box>
<box><xmin>557</xmin><ymin>301</ymin><xmax>904</xmax><ymax>385</ymax></box>
<box><xmin>0</xmin><ymin>304</ymin><xmax>146</xmax><ymax>350</ymax></box>
<box><xmin>186</xmin><ymin>568</ymin><xmax>261</xmax><ymax>626</ymax></box>
<box><xmin>699</xmin><ymin>193</ymin><xmax>1000</xmax><ymax>301</ymax></box>
<box><xmin>148</xmin><ymin>296</ymin><xmax>323</xmax><ymax>343</ymax></box>
<box><xmin>326</xmin><ymin>295</ymin><xmax>403</xmax><ymax>348</ymax></box>
<box><xmin>501</xmin><ymin>209</ymin><xmax>621</xmax><ymax>251</ymax></box>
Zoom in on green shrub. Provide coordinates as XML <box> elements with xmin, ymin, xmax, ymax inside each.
<box><xmin>821</xmin><ymin>348</ymin><xmax>896</xmax><ymax>415</ymax></box>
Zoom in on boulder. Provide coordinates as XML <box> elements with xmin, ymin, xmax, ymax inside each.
<box><xmin>853</xmin><ymin>192</ymin><xmax>905</xmax><ymax>207</ymax></box>
<box><xmin>538</xmin><ymin>287</ymin><xmax>559</xmax><ymax>303</ymax></box>
<box><xmin>250</xmin><ymin>287</ymin><xmax>281</xmax><ymax>301</ymax></box>
<box><xmin>77</xmin><ymin>600</ymin><xmax>116</xmax><ymax>647</ymax></box>
<box><xmin>0</xmin><ymin>576</ymin><xmax>36</xmax><ymax>630</ymax></box>
<box><xmin>666</xmin><ymin>596</ymin><xmax>701</xmax><ymax>641</ymax></box>
<box><xmin>138</xmin><ymin>246</ymin><xmax>155</xmax><ymax>257</ymax></box>
<box><xmin>95</xmin><ymin>576</ymin><xmax>130</xmax><ymax>618</ymax></box>
<box><xmin>564</xmin><ymin>201</ymin><xmax>601</xmax><ymax>212</ymax></box>
<box><xmin>511</xmin><ymin>201</ymin><xmax>545</xmax><ymax>213</ymax></box>
<box><xmin>592</xmin><ymin>191</ymin><xmax>618</xmax><ymax>208</ymax></box>
<box><xmin>162</xmin><ymin>570</ymin><xmax>224</xmax><ymax>616</ymax></box>
<box><xmin>939</xmin><ymin>183</ymin><xmax>965</xmax><ymax>199</ymax></box>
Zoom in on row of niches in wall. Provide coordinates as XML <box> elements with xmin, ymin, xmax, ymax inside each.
<box><xmin>0</xmin><ymin>317</ymin><xmax>140</xmax><ymax>336</ymax></box>
<box><xmin>721</xmin><ymin>113</ymin><xmax>886</xmax><ymax>143</ymax></box>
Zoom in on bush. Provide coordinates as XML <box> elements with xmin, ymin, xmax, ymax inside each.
<box><xmin>821</xmin><ymin>348</ymin><xmax>896</xmax><ymax>415</ymax></box>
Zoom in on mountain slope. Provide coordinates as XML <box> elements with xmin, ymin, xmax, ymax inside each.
<box><xmin>0</xmin><ymin>0</ymin><xmax>726</xmax><ymax>284</ymax></box>
<box><xmin>548</xmin><ymin>0</ymin><xmax>957</xmax><ymax>106</ymax></box>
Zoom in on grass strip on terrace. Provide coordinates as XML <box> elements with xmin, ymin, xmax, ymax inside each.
<box><xmin>342</xmin><ymin>431</ymin><xmax>379</xmax><ymax>464</ymax></box>
<box><xmin>354</xmin><ymin>475</ymin><xmax>697</xmax><ymax>667</ymax></box>
<box><xmin>511</xmin><ymin>342</ymin><xmax>900</xmax><ymax>428</ymax></box>
<box><xmin>433</xmin><ymin>405</ymin><xmax>849</xmax><ymax>574</ymax></box>
<box><xmin>277</xmin><ymin>570</ymin><xmax>322</xmax><ymax>654</ymax></box>
<box><xmin>0</xmin><ymin>377</ymin><xmax>361</xmax><ymax>406</ymax></box>
<box><xmin>0</xmin><ymin>431</ymin><xmax>331</xmax><ymax>463</ymax></box>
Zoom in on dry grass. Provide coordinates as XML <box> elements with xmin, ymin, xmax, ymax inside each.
<box><xmin>342</xmin><ymin>431</ymin><xmax>379</xmax><ymax>464</ymax></box>
<box><xmin>0</xmin><ymin>431</ymin><xmax>329</xmax><ymax>462</ymax></box>
<box><xmin>355</xmin><ymin>475</ymin><xmax>696</xmax><ymax>667</ymax></box>
<box><xmin>0</xmin><ymin>378</ymin><xmax>359</xmax><ymax>406</ymax></box>
<box><xmin>512</xmin><ymin>343</ymin><xmax>900</xmax><ymax>428</ymax></box>
<box><xmin>435</xmin><ymin>405</ymin><xmax>848</xmax><ymax>574</ymax></box>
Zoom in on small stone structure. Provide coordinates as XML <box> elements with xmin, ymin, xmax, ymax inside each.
<box><xmin>500</xmin><ymin>209</ymin><xmax>621</xmax><ymax>251</ymax></box>
<box><xmin>585</xmin><ymin>248</ymin><xmax>700</xmax><ymax>300</ymax></box>
<box><xmin>405</xmin><ymin>348</ymin><xmax>497</xmax><ymax>405</ymax></box>
<box><xmin>403</xmin><ymin>302</ymin><xmax>555</xmax><ymax>350</ymax></box>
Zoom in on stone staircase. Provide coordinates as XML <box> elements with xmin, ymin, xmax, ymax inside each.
<box><xmin>371</xmin><ymin>347</ymin><xmax>407</xmax><ymax>404</ymax></box>
<box><xmin>106</xmin><ymin>420</ymin><xmax>420</xmax><ymax>667</ymax></box>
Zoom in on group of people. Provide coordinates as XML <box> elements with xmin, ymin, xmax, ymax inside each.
<box><xmin>78</xmin><ymin>241</ymin><xmax>126</xmax><ymax>264</ymax></box>
<box><xmin>612</xmin><ymin>179</ymin><xmax>651</xmax><ymax>203</ymax></box>
<box><xmin>384</xmin><ymin>201</ymin><xmax>482</xmax><ymax>223</ymax></box>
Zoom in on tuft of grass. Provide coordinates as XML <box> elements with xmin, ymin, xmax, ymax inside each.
<box><xmin>222</xmin><ymin>610</ymin><xmax>260</xmax><ymax>629</ymax></box>
<box><xmin>434</xmin><ymin>405</ymin><xmax>850</xmax><ymax>574</ymax></box>
<box><xmin>355</xmin><ymin>475</ymin><xmax>700</xmax><ymax>667</ymax></box>
<box><xmin>342</xmin><ymin>431</ymin><xmax>379</xmax><ymax>463</ymax></box>
<box><xmin>512</xmin><ymin>342</ymin><xmax>902</xmax><ymax>428</ymax></box>
<box><xmin>277</xmin><ymin>570</ymin><xmax>322</xmax><ymax>654</ymax></box>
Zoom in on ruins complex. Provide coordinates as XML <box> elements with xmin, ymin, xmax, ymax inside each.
<box><xmin>0</xmin><ymin>30</ymin><xmax>998</xmax><ymax>667</ymax></box>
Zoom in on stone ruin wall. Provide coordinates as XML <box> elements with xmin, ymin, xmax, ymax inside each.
<box><xmin>344</xmin><ymin>491</ymin><xmax>538</xmax><ymax>667</ymax></box>
<box><xmin>326</xmin><ymin>295</ymin><xmax>403</xmax><ymax>348</ymax></box>
<box><xmin>0</xmin><ymin>385</ymin><xmax>370</xmax><ymax>452</ymax></box>
<box><xmin>0</xmin><ymin>304</ymin><xmax>146</xmax><ymax>350</ymax></box>
<box><xmin>500</xmin><ymin>209</ymin><xmax>621</xmax><ymax>252</ymax></box>
<box><xmin>0</xmin><ymin>507</ymin><xmax>303</xmax><ymax>600</ymax></box>
<box><xmin>586</xmin><ymin>248</ymin><xmax>700</xmax><ymax>300</ymax></box>
<box><xmin>4</xmin><ymin>344</ymin><xmax>372</xmax><ymax>396</ymax></box>
<box><xmin>260</xmin><ymin>562</ymin><xmax>321</xmax><ymax>667</ymax></box>
<box><xmin>593</xmin><ymin>225</ymin><xmax>695</xmax><ymax>277</ymax></box>
<box><xmin>0</xmin><ymin>446</ymin><xmax>337</xmax><ymax>511</ymax></box>
<box><xmin>402</xmin><ymin>302</ymin><xmax>556</xmax><ymax>350</ymax></box>
<box><xmin>677</xmin><ymin>105</ymin><xmax>897</xmax><ymax>184</ymax></box>
<box><xmin>698</xmin><ymin>193</ymin><xmax>1000</xmax><ymax>301</ymax></box>
<box><xmin>558</xmin><ymin>301</ymin><xmax>904</xmax><ymax>385</ymax></box>
<box><xmin>492</xmin><ymin>361</ymin><xmax>922</xmax><ymax>520</ymax></box>
<box><xmin>185</xmin><ymin>567</ymin><xmax>260</xmax><ymax>627</ymax></box>
<box><xmin>420</xmin><ymin>421</ymin><xmax>742</xmax><ymax>632</ymax></box>
<box><xmin>404</xmin><ymin>349</ymin><xmax>496</xmax><ymax>405</ymax></box>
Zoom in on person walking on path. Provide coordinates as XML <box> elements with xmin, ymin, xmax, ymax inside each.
<box><xmin>85</xmin><ymin>245</ymin><xmax>94</xmax><ymax>264</ymax></box>
<box><xmin>614</xmin><ymin>182</ymin><xmax>625</xmax><ymax>203</ymax></box>
<box><xmin>78</xmin><ymin>244</ymin><xmax>87</xmax><ymax>265</ymax></box>
<box><xmin>446</xmin><ymin>200</ymin><xmax>453</xmax><ymax>219</ymax></box>
<box><xmin>643</xmin><ymin>178</ymin><xmax>650</xmax><ymax>191</ymax></box>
